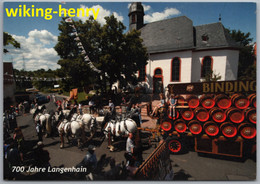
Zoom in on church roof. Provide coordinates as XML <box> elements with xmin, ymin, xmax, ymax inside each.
<box><xmin>140</xmin><ymin>16</ymin><xmax>194</xmax><ymax>53</ymax></box>
<box><xmin>139</xmin><ymin>16</ymin><xmax>240</xmax><ymax>54</ymax></box>
<box><xmin>194</xmin><ymin>22</ymin><xmax>240</xmax><ymax>50</ymax></box>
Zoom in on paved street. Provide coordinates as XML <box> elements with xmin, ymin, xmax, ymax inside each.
<box><xmin>7</xmin><ymin>95</ymin><xmax>257</xmax><ymax>181</ymax></box>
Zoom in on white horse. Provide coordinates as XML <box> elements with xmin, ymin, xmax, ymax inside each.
<box><xmin>103</xmin><ymin>118</ymin><xmax>137</xmax><ymax>151</ymax></box>
<box><xmin>58</xmin><ymin>113</ymin><xmax>97</xmax><ymax>148</ymax></box>
<box><xmin>30</xmin><ymin>105</ymin><xmax>45</xmax><ymax>114</ymax></box>
<box><xmin>34</xmin><ymin>109</ymin><xmax>51</xmax><ymax>137</ymax></box>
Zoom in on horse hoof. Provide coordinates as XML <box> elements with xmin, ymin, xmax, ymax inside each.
<box><xmin>60</xmin><ymin>145</ymin><xmax>64</xmax><ymax>149</ymax></box>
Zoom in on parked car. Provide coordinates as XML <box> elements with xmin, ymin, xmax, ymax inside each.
<box><xmin>36</xmin><ymin>95</ymin><xmax>49</xmax><ymax>105</ymax></box>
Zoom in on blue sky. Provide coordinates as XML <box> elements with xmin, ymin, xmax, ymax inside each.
<box><xmin>2</xmin><ymin>1</ymin><xmax>257</xmax><ymax>71</ymax></box>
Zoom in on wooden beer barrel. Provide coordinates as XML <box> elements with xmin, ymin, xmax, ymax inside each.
<box><xmin>248</xmin><ymin>94</ymin><xmax>256</xmax><ymax>108</ymax></box>
<box><xmin>174</xmin><ymin>119</ymin><xmax>187</xmax><ymax>133</ymax></box>
<box><xmin>187</xmin><ymin>95</ymin><xmax>200</xmax><ymax>108</ymax></box>
<box><xmin>244</xmin><ymin>108</ymin><xmax>256</xmax><ymax>124</ymax></box>
<box><xmin>160</xmin><ymin>121</ymin><xmax>172</xmax><ymax>132</ymax></box>
<box><xmin>175</xmin><ymin>95</ymin><xmax>185</xmax><ymax>106</ymax></box>
<box><xmin>188</xmin><ymin>120</ymin><xmax>202</xmax><ymax>135</ymax></box>
<box><xmin>194</xmin><ymin>107</ymin><xmax>209</xmax><ymax>122</ymax></box>
<box><xmin>231</xmin><ymin>94</ymin><xmax>250</xmax><ymax>109</ymax></box>
<box><xmin>209</xmin><ymin>107</ymin><xmax>226</xmax><ymax>123</ymax></box>
<box><xmin>203</xmin><ymin>121</ymin><xmax>219</xmax><ymax>137</ymax></box>
<box><xmin>181</xmin><ymin>109</ymin><xmax>194</xmax><ymax>121</ymax></box>
<box><xmin>238</xmin><ymin>123</ymin><xmax>256</xmax><ymax>139</ymax></box>
<box><xmin>167</xmin><ymin>110</ymin><xmax>180</xmax><ymax>120</ymax></box>
<box><xmin>225</xmin><ymin>107</ymin><xmax>244</xmax><ymax>124</ymax></box>
<box><xmin>220</xmin><ymin>122</ymin><xmax>237</xmax><ymax>138</ymax></box>
<box><xmin>200</xmin><ymin>95</ymin><xmax>215</xmax><ymax>109</ymax></box>
<box><xmin>214</xmin><ymin>94</ymin><xmax>231</xmax><ymax>109</ymax></box>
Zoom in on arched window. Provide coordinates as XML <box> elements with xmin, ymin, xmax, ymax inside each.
<box><xmin>171</xmin><ymin>57</ymin><xmax>181</xmax><ymax>81</ymax></box>
<box><xmin>154</xmin><ymin>68</ymin><xmax>162</xmax><ymax>76</ymax></box>
<box><xmin>201</xmin><ymin>56</ymin><xmax>213</xmax><ymax>78</ymax></box>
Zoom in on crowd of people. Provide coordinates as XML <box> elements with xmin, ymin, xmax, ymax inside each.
<box><xmin>4</xmin><ymin>89</ymin><xmax>169</xmax><ymax>180</ymax></box>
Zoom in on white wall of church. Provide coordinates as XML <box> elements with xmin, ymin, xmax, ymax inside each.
<box><xmin>191</xmin><ymin>49</ymin><xmax>238</xmax><ymax>82</ymax></box>
<box><xmin>142</xmin><ymin>50</ymin><xmax>193</xmax><ymax>92</ymax></box>
<box><xmin>138</xmin><ymin>49</ymin><xmax>238</xmax><ymax>93</ymax></box>
<box><xmin>225</xmin><ymin>50</ymin><xmax>239</xmax><ymax>80</ymax></box>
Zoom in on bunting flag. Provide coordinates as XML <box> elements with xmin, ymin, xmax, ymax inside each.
<box><xmin>69</xmin><ymin>32</ymin><xmax>78</xmax><ymax>36</ymax></box>
<box><xmin>84</xmin><ymin>55</ymin><xmax>90</xmax><ymax>61</ymax></box>
<box><xmin>65</xmin><ymin>17</ymin><xmax>101</xmax><ymax>74</ymax></box>
<box><xmin>74</xmin><ymin>37</ymin><xmax>80</xmax><ymax>41</ymax></box>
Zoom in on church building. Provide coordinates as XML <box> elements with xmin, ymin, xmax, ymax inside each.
<box><xmin>129</xmin><ymin>2</ymin><xmax>240</xmax><ymax>93</ymax></box>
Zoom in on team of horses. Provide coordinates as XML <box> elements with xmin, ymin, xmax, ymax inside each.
<box><xmin>32</xmin><ymin>104</ymin><xmax>139</xmax><ymax>149</ymax></box>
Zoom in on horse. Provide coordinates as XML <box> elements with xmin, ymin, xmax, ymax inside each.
<box><xmin>103</xmin><ymin>118</ymin><xmax>138</xmax><ymax>151</ymax></box>
<box><xmin>34</xmin><ymin>107</ymin><xmax>52</xmax><ymax>138</ymax></box>
<box><xmin>57</xmin><ymin>113</ymin><xmax>98</xmax><ymax>149</ymax></box>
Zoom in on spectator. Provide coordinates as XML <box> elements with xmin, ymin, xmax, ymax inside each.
<box><xmin>3</xmin><ymin>111</ymin><xmax>10</xmax><ymax>133</ymax></box>
<box><xmin>8</xmin><ymin>110</ymin><xmax>17</xmax><ymax>132</ymax></box>
<box><xmin>30</xmin><ymin>102</ymin><xmax>35</xmax><ymax>110</ymax></box>
<box><xmin>108</xmin><ymin>100</ymin><xmax>115</xmax><ymax>117</ymax></box>
<box><xmin>52</xmin><ymin>94</ymin><xmax>56</xmax><ymax>103</ymax></box>
<box><xmin>6</xmin><ymin>139</ymin><xmax>21</xmax><ymax>171</ymax></box>
<box><xmin>169</xmin><ymin>94</ymin><xmax>177</xmax><ymax>118</ymax></box>
<box><xmin>125</xmin><ymin>132</ymin><xmax>135</xmax><ymax>166</ymax></box>
<box><xmin>76</xmin><ymin>145</ymin><xmax>97</xmax><ymax>174</ymax></box>
<box><xmin>150</xmin><ymin>93</ymin><xmax>166</xmax><ymax>117</ymax></box>
<box><xmin>23</xmin><ymin>100</ymin><xmax>29</xmax><ymax>113</ymax></box>
<box><xmin>165</xmin><ymin>87</ymin><xmax>170</xmax><ymax>104</ymax></box>
<box><xmin>89</xmin><ymin>98</ymin><xmax>95</xmax><ymax>114</ymax></box>
<box><xmin>78</xmin><ymin>103</ymin><xmax>83</xmax><ymax>115</ymax></box>
<box><xmin>13</xmin><ymin>127</ymin><xmax>25</xmax><ymax>162</ymax></box>
<box><xmin>34</xmin><ymin>141</ymin><xmax>51</xmax><ymax>168</ymax></box>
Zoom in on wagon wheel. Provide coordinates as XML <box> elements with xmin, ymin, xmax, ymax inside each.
<box><xmin>168</xmin><ymin>139</ymin><xmax>182</xmax><ymax>153</ymax></box>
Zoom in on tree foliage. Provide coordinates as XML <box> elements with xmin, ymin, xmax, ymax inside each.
<box><xmin>3</xmin><ymin>32</ymin><xmax>20</xmax><ymax>53</ymax></box>
<box><xmin>225</xmin><ymin>29</ymin><xmax>255</xmax><ymax>80</ymax></box>
<box><xmin>54</xmin><ymin>15</ymin><xmax>148</xmax><ymax>93</ymax></box>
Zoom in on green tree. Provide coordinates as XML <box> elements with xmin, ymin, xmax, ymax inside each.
<box><xmin>54</xmin><ymin>15</ymin><xmax>148</xmax><ymax>93</ymax></box>
<box><xmin>3</xmin><ymin>32</ymin><xmax>20</xmax><ymax>53</ymax></box>
<box><xmin>225</xmin><ymin>29</ymin><xmax>255</xmax><ymax>80</ymax></box>
<box><xmin>204</xmin><ymin>70</ymin><xmax>221</xmax><ymax>82</ymax></box>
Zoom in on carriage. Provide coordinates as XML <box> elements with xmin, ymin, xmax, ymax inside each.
<box><xmin>141</xmin><ymin>80</ymin><xmax>256</xmax><ymax>158</ymax></box>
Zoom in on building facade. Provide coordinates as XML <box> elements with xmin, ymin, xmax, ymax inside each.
<box><xmin>129</xmin><ymin>2</ymin><xmax>240</xmax><ymax>93</ymax></box>
<box><xmin>4</xmin><ymin>62</ymin><xmax>16</xmax><ymax>107</ymax></box>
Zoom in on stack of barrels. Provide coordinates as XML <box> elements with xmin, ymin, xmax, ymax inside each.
<box><xmin>161</xmin><ymin>93</ymin><xmax>256</xmax><ymax>140</ymax></box>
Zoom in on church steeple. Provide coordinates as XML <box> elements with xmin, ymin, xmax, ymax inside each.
<box><xmin>128</xmin><ymin>2</ymin><xmax>144</xmax><ymax>31</ymax></box>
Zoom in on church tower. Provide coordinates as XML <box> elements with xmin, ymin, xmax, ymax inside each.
<box><xmin>128</xmin><ymin>2</ymin><xmax>144</xmax><ymax>31</ymax></box>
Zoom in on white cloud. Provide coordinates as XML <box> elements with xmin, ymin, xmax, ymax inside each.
<box><xmin>3</xmin><ymin>30</ymin><xmax>60</xmax><ymax>71</ymax></box>
<box><xmin>76</xmin><ymin>4</ymin><xmax>123</xmax><ymax>25</ymax></box>
<box><xmin>144</xmin><ymin>7</ymin><xmax>181</xmax><ymax>23</ymax></box>
<box><xmin>143</xmin><ymin>4</ymin><xmax>151</xmax><ymax>12</ymax></box>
